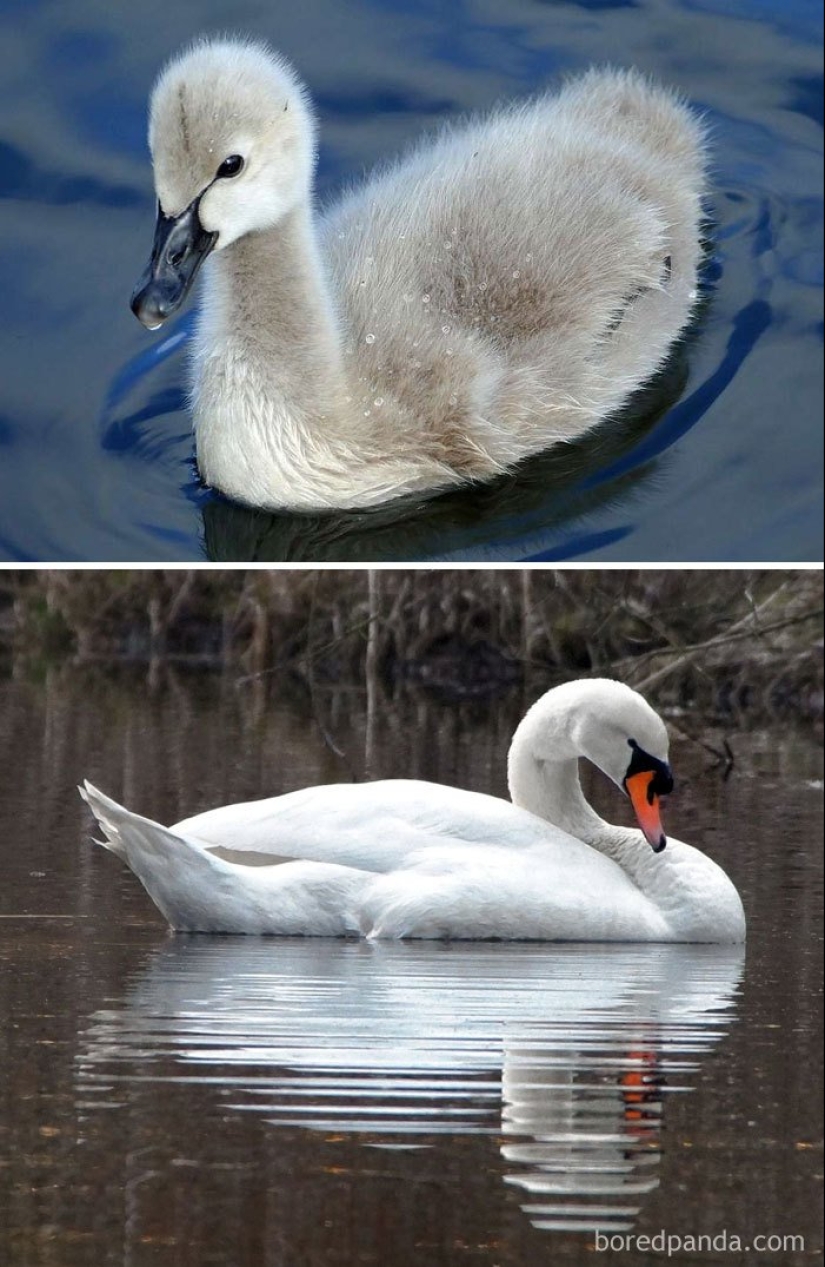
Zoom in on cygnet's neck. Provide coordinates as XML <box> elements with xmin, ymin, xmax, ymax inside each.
<box><xmin>210</xmin><ymin>206</ymin><xmax>347</xmax><ymax>414</ymax></box>
<box><xmin>193</xmin><ymin>205</ymin><xmax>433</xmax><ymax>510</ymax></box>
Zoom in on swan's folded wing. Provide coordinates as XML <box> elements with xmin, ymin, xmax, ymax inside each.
<box><xmin>172</xmin><ymin>779</ymin><xmax>576</xmax><ymax>872</ymax></box>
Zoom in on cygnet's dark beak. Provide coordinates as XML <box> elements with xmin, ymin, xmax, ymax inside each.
<box><xmin>130</xmin><ymin>198</ymin><xmax>218</xmax><ymax>330</ymax></box>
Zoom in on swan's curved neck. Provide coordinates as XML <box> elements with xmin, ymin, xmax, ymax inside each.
<box><xmin>507</xmin><ymin>696</ymin><xmax>618</xmax><ymax>850</ymax></box>
<box><xmin>506</xmin><ymin>691</ymin><xmax>673</xmax><ymax>910</ymax></box>
<box><xmin>509</xmin><ymin>749</ymin><xmax>610</xmax><ymax>845</ymax></box>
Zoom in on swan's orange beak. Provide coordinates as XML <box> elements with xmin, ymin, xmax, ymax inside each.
<box><xmin>626</xmin><ymin>770</ymin><xmax>667</xmax><ymax>852</ymax></box>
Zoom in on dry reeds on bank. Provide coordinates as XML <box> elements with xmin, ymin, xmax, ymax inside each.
<box><xmin>0</xmin><ymin>570</ymin><xmax>821</xmax><ymax>720</ymax></box>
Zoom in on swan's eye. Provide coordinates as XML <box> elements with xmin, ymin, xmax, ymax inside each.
<box><xmin>217</xmin><ymin>155</ymin><xmax>244</xmax><ymax>179</ymax></box>
<box><xmin>624</xmin><ymin>740</ymin><xmax>673</xmax><ymax>799</ymax></box>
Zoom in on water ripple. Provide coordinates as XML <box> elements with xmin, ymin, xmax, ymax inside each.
<box><xmin>76</xmin><ymin>940</ymin><xmax>743</xmax><ymax>1237</ymax></box>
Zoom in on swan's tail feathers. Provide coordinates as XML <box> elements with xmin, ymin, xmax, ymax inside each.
<box><xmin>79</xmin><ymin>781</ymin><xmax>243</xmax><ymax>930</ymax></box>
<box><xmin>78</xmin><ymin>781</ymin><xmax>370</xmax><ymax>936</ymax></box>
<box><xmin>79</xmin><ymin>781</ymin><xmax>135</xmax><ymax>858</ymax></box>
<box><xmin>80</xmin><ymin>781</ymin><xmax>189</xmax><ymax>862</ymax></box>
<box><xmin>80</xmin><ymin>781</ymin><xmax>200</xmax><ymax>868</ymax></box>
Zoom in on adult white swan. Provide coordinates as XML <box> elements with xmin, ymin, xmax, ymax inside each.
<box><xmin>80</xmin><ymin>679</ymin><xmax>745</xmax><ymax>943</ymax></box>
<box><xmin>130</xmin><ymin>38</ymin><xmax>706</xmax><ymax>511</ymax></box>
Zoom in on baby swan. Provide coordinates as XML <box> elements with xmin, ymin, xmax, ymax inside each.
<box><xmin>132</xmin><ymin>39</ymin><xmax>707</xmax><ymax>511</ymax></box>
<box><xmin>80</xmin><ymin>679</ymin><xmax>745</xmax><ymax>943</ymax></box>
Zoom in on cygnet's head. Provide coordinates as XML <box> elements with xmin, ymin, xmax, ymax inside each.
<box><xmin>131</xmin><ymin>38</ymin><xmax>315</xmax><ymax>330</ymax></box>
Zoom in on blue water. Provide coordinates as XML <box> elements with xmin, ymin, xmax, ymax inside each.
<box><xmin>0</xmin><ymin>0</ymin><xmax>821</xmax><ymax>561</ymax></box>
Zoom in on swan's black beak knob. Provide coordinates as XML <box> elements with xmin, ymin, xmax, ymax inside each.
<box><xmin>623</xmin><ymin>746</ymin><xmax>673</xmax><ymax>852</ymax></box>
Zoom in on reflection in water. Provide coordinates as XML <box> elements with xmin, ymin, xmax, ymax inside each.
<box><xmin>76</xmin><ymin>940</ymin><xmax>744</xmax><ymax>1240</ymax></box>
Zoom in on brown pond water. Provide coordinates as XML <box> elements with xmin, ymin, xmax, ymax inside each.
<box><xmin>0</xmin><ymin>668</ymin><xmax>822</xmax><ymax>1267</ymax></box>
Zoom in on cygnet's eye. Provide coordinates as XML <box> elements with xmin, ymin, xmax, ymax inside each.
<box><xmin>217</xmin><ymin>155</ymin><xmax>244</xmax><ymax>179</ymax></box>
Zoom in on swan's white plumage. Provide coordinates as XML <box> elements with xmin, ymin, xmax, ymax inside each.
<box><xmin>80</xmin><ymin>679</ymin><xmax>746</xmax><ymax>943</ymax></box>
<box><xmin>142</xmin><ymin>39</ymin><xmax>708</xmax><ymax>510</ymax></box>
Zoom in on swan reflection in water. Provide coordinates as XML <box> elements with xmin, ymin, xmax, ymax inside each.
<box><xmin>76</xmin><ymin>939</ymin><xmax>744</xmax><ymax>1238</ymax></box>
